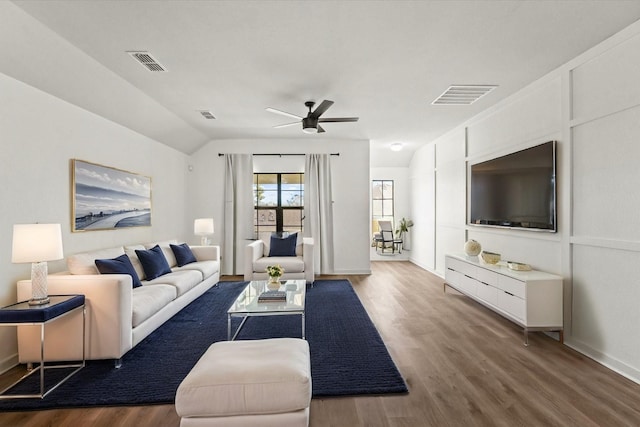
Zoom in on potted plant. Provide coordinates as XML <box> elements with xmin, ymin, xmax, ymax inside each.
<box><xmin>395</xmin><ymin>218</ymin><xmax>414</xmax><ymax>250</ymax></box>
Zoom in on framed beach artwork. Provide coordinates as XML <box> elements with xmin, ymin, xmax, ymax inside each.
<box><xmin>71</xmin><ymin>159</ymin><xmax>152</xmax><ymax>232</ymax></box>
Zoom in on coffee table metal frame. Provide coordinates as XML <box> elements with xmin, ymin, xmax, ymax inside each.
<box><xmin>227</xmin><ymin>280</ymin><xmax>306</xmax><ymax>341</ymax></box>
<box><xmin>0</xmin><ymin>295</ymin><xmax>86</xmax><ymax>399</ymax></box>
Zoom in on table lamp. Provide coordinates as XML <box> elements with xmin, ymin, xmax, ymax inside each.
<box><xmin>194</xmin><ymin>218</ymin><xmax>214</xmax><ymax>246</ymax></box>
<box><xmin>12</xmin><ymin>223</ymin><xmax>64</xmax><ymax>305</ymax></box>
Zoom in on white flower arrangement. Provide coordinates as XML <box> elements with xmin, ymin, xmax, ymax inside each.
<box><xmin>266</xmin><ymin>264</ymin><xmax>284</xmax><ymax>278</ymax></box>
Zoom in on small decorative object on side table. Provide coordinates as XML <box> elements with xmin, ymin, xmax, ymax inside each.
<box><xmin>480</xmin><ymin>250</ymin><xmax>501</xmax><ymax>264</ymax></box>
<box><xmin>464</xmin><ymin>239</ymin><xmax>481</xmax><ymax>257</ymax></box>
<box><xmin>266</xmin><ymin>264</ymin><xmax>284</xmax><ymax>290</ymax></box>
<box><xmin>0</xmin><ymin>295</ymin><xmax>85</xmax><ymax>399</ymax></box>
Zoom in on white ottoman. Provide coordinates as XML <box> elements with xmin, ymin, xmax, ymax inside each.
<box><xmin>176</xmin><ymin>338</ymin><xmax>312</xmax><ymax>427</ymax></box>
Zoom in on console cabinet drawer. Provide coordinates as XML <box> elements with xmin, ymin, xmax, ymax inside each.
<box><xmin>498</xmin><ymin>275</ymin><xmax>525</xmax><ymax>299</ymax></box>
<box><xmin>475</xmin><ymin>268</ymin><xmax>498</xmax><ymax>287</ymax></box>
<box><xmin>476</xmin><ymin>281</ymin><xmax>498</xmax><ymax>306</ymax></box>
<box><xmin>446</xmin><ymin>257</ymin><xmax>477</xmax><ymax>278</ymax></box>
<box><xmin>445</xmin><ymin>268</ymin><xmax>463</xmax><ymax>287</ymax></box>
<box><xmin>458</xmin><ymin>274</ymin><xmax>479</xmax><ymax>296</ymax></box>
<box><xmin>497</xmin><ymin>290</ymin><xmax>525</xmax><ymax>322</ymax></box>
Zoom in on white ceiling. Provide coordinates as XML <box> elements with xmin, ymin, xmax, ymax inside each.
<box><xmin>6</xmin><ymin>1</ymin><xmax>640</xmax><ymax>167</ymax></box>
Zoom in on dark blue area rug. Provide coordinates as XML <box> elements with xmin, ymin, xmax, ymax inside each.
<box><xmin>0</xmin><ymin>280</ymin><xmax>407</xmax><ymax>411</ymax></box>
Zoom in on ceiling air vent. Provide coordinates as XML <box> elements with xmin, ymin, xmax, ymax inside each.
<box><xmin>199</xmin><ymin>111</ymin><xmax>216</xmax><ymax>120</ymax></box>
<box><xmin>127</xmin><ymin>51</ymin><xmax>167</xmax><ymax>72</ymax></box>
<box><xmin>432</xmin><ymin>85</ymin><xmax>497</xmax><ymax>105</ymax></box>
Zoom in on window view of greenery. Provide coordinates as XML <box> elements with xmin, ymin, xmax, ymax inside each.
<box><xmin>372</xmin><ymin>180</ymin><xmax>394</xmax><ymax>231</ymax></box>
<box><xmin>254</xmin><ymin>173</ymin><xmax>304</xmax><ymax>242</ymax></box>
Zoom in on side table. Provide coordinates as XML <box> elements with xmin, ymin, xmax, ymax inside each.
<box><xmin>0</xmin><ymin>295</ymin><xmax>85</xmax><ymax>399</ymax></box>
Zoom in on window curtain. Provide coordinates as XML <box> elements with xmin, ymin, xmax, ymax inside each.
<box><xmin>304</xmin><ymin>154</ymin><xmax>334</xmax><ymax>274</ymax></box>
<box><xmin>223</xmin><ymin>154</ymin><xmax>254</xmax><ymax>275</ymax></box>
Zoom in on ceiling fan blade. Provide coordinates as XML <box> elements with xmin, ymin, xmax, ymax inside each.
<box><xmin>318</xmin><ymin>117</ymin><xmax>359</xmax><ymax>123</ymax></box>
<box><xmin>273</xmin><ymin>122</ymin><xmax>300</xmax><ymax>129</ymax></box>
<box><xmin>266</xmin><ymin>107</ymin><xmax>303</xmax><ymax>120</ymax></box>
<box><xmin>310</xmin><ymin>100</ymin><xmax>334</xmax><ymax>119</ymax></box>
<box><xmin>317</xmin><ymin>125</ymin><xmax>326</xmax><ymax>133</ymax></box>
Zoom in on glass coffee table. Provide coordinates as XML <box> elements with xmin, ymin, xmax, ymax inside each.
<box><xmin>227</xmin><ymin>280</ymin><xmax>306</xmax><ymax>341</ymax></box>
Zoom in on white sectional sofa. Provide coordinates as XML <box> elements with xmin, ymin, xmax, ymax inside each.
<box><xmin>16</xmin><ymin>240</ymin><xmax>220</xmax><ymax>365</ymax></box>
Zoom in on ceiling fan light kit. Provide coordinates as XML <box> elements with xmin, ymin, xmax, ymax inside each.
<box><xmin>267</xmin><ymin>100</ymin><xmax>358</xmax><ymax>134</ymax></box>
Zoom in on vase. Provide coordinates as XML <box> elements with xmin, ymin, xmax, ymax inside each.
<box><xmin>464</xmin><ymin>239</ymin><xmax>481</xmax><ymax>256</ymax></box>
<box><xmin>267</xmin><ymin>276</ymin><xmax>281</xmax><ymax>290</ymax></box>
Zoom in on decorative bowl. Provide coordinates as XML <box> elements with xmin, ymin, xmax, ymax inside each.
<box><xmin>507</xmin><ymin>261</ymin><xmax>531</xmax><ymax>271</ymax></box>
<box><xmin>480</xmin><ymin>251</ymin><xmax>501</xmax><ymax>264</ymax></box>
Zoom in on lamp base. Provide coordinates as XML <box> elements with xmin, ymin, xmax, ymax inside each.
<box><xmin>30</xmin><ymin>261</ymin><xmax>50</xmax><ymax>306</ymax></box>
<box><xmin>28</xmin><ymin>296</ymin><xmax>50</xmax><ymax>306</ymax></box>
<box><xmin>200</xmin><ymin>236</ymin><xmax>211</xmax><ymax>246</ymax></box>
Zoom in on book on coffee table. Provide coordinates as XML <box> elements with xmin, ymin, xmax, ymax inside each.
<box><xmin>258</xmin><ymin>291</ymin><xmax>286</xmax><ymax>302</ymax></box>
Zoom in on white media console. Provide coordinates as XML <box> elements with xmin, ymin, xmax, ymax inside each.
<box><xmin>444</xmin><ymin>254</ymin><xmax>563</xmax><ymax>345</ymax></box>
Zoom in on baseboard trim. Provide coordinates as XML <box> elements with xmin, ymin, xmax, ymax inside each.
<box><xmin>408</xmin><ymin>258</ymin><xmax>444</xmax><ymax>279</ymax></box>
<box><xmin>0</xmin><ymin>352</ymin><xmax>18</xmax><ymax>375</ymax></box>
<box><xmin>329</xmin><ymin>269</ymin><xmax>372</xmax><ymax>275</ymax></box>
<box><xmin>565</xmin><ymin>338</ymin><xmax>640</xmax><ymax>385</ymax></box>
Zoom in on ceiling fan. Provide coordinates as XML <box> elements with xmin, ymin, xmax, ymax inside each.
<box><xmin>266</xmin><ymin>100</ymin><xmax>359</xmax><ymax>134</ymax></box>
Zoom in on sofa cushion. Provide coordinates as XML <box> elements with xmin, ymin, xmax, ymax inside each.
<box><xmin>173</xmin><ymin>260</ymin><xmax>219</xmax><ymax>281</ymax></box>
<box><xmin>136</xmin><ymin>245</ymin><xmax>171</xmax><ymax>280</ymax></box>
<box><xmin>254</xmin><ymin>256</ymin><xmax>304</xmax><ymax>274</ymax></box>
<box><xmin>170</xmin><ymin>243</ymin><xmax>197</xmax><ymax>267</ymax></box>
<box><xmin>269</xmin><ymin>233</ymin><xmax>298</xmax><ymax>257</ymax></box>
<box><xmin>143</xmin><ymin>270</ymin><xmax>203</xmax><ymax>297</ymax></box>
<box><xmin>262</xmin><ymin>236</ymin><xmax>303</xmax><ymax>257</ymax></box>
<box><xmin>95</xmin><ymin>254</ymin><xmax>142</xmax><ymax>288</ymax></box>
<box><xmin>132</xmin><ymin>284</ymin><xmax>177</xmax><ymax>327</ymax></box>
<box><xmin>124</xmin><ymin>244</ymin><xmax>147</xmax><ymax>281</ymax></box>
<box><xmin>67</xmin><ymin>246</ymin><xmax>125</xmax><ymax>275</ymax></box>
<box><xmin>144</xmin><ymin>240</ymin><xmax>178</xmax><ymax>268</ymax></box>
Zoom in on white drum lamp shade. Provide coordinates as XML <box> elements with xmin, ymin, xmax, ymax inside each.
<box><xmin>194</xmin><ymin>218</ymin><xmax>214</xmax><ymax>245</ymax></box>
<box><xmin>12</xmin><ymin>223</ymin><xmax>64</xmax><ymax>305</ymax></box>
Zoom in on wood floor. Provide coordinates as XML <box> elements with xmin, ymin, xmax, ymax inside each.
<box><xmin>2</xmin><ymin>261</ymin><xmax>640</xmax><ymax>426</ymax></box>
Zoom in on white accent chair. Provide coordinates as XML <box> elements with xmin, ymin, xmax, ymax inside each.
<box><xmin>374</xmin><ymin>220</ymin><xmax>401</xmax><ymax>254</ymax></box>
<box><xmin>244</xmin><ymin>236</ymin><xmax>314</xmax><ymax>284</ymax></box>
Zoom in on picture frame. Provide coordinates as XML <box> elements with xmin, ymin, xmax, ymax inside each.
<box><xmin>71</xmin><ymin>159</ymin><xmax>152</xmax><ymax>232</ymax></box>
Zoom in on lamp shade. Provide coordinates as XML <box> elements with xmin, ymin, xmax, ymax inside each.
<box><xmin>194</xmin><ymin>218</ymin><xmax>214</xmax><ymax>236</ymax></box>
<box><xmin>12</xmin><ymin>223</ymin><xmax>64</xmax><ymax>263</ymax></box>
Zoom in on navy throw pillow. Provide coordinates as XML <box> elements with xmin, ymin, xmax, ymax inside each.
<box><xmin>269</xmin><ymin>233</ymin><xmax>297</xmax><ymax>257</ymax></box>
<box><xmin>170</xmin><ymin>243</ymin><xmax>197</xmax><ymax>267</ymax></box>
<box><xmin>135</xmin><ymin>245</ymin><xmax>171</xmax><ymax>280</ymax></box>
<box><xmin>95</xmin><ymin>254</ymin><xmax>142</xmax><ymax>288</ymax></box>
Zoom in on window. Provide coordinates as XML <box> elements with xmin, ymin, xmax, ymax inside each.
<box><xmin>372</xmin><ymin>180</ymin><xmax>394</xmax><ymax>232</ymax></box>
<box><xmin>254</xmin><ymin>173</ymin><xmax>304</xmax><ymax>242</ymax></box>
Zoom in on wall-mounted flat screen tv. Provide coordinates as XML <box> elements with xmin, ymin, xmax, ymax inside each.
<box><xmin>469</xmin><ymin>140</ymin><xmax>556</xmax><ymax>232</ymax></box>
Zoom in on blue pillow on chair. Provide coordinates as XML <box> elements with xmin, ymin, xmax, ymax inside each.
<box><xmin>170</xmin><ymin>243</ymin><xmax>197</xmax><ymax>267</ymax></box>
<box><xmin>269</xmin><ymin>233</ymin><xmax>297</xmax><ymax>257</ymax></box>
<box><xmin>95</xmin><ymin>254</ymin><xmax>143</xmax><ymax>288</ymax></box>
<box><xmin>135</xmin><ymin>245</ymin><xmax>172</xmax><ymax>280</ymax></box>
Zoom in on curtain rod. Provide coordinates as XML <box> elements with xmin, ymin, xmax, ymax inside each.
<box><xmin>218</xmin><ymin>153</ymin><xmax>339</xmax><ymax>157</ymax></box>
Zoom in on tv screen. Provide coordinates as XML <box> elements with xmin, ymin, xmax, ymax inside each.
<box><xmin>469</xmin><ymin>141</ymin><xmax>556</xmax><ymax>232</ymax></box>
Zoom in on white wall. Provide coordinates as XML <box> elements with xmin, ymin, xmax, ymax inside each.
<box><xmin>188</xmin><ymin>138</ymin><xmax>371</xmax><ymax>275</ymax></box>
<box><xmin>0</xmin><ymin>72</ymin><xmax>190</xmax><ymax>373</ymax></box>
<box><xmin>409</xmin><ymin>20</ymin><xmax>640</xmax><ymax>383</ymax></box>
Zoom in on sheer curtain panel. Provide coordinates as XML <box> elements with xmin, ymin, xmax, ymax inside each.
<box><xmin>304</xmin><ymin>154</ymin><xmax>334</xmax><ymax>275</ymax></box>
<box><xmin>223</xmin><ymin>154</ymin><xmax>254</xmax><ymax>275</ymax></box>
